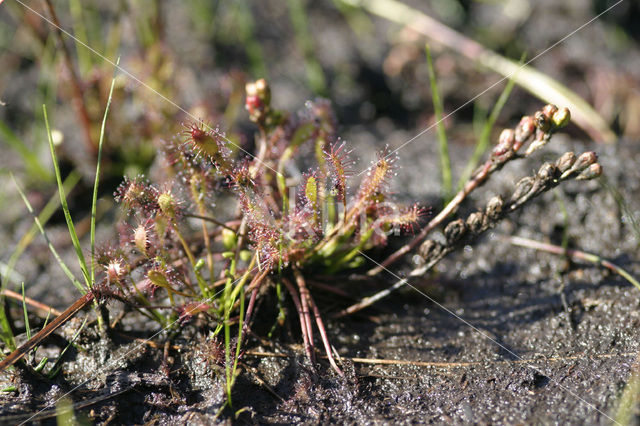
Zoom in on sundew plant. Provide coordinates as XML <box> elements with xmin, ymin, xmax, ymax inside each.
<box><xmin>0</xmin><ymin>72</ymin><xmax>606</xmax><ymax>385</ymax></box>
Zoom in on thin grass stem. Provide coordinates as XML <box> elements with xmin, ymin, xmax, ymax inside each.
<box><xmin>90</xmin><ymin>57</ymin><xmax>118</xmax><ymax>286</ymax></box>
<box><xmin>457</xmin><ymin>62</ymin><xmax>519</xmax><ymax>190</ymax></box>
<box><xmin>425</xmin><ymin>44</ymin><xmax>452</xmax><ymax>202</ymax></box>
<box><xmin>43</xmin><ymin>106</ymin><xmax>91</xmax><ymax>290</ymax></box>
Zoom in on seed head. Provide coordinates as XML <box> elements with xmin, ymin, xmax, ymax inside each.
<box><xmin>466</xmin><ymin>211</ymin><xmax>485</xmax><ymax>234</ymax></box>
<box><xmin>485</xmin><ymin>195</ymin><xmax>504</xmax><ymax>220</ymax></box>
<box><xmin>574</xmin><ymin>151</ymin><xmax>598</xmax><ymax>171</ymax></box>
<box><xmin>510</xmin><ymin>176</ymin><xmax>535</xmax><ymax>203</ymax></box>
<box><xmin>536</xmin><ymin>162</ymin><xmax>557</xmax><ymax>184</ymax></box>
<box><xmin>444</xmin><ymin>219</ymin><xmax>467</xmax><ymax>245</ymax></box>
<box><xmin>418</xmin><ymin>239</ymin><xmax>443</xmax><ymax>261</ymax></box>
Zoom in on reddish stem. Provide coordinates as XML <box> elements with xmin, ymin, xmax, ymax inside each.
<box><xmin>295</xmin><ymin>270</ymin><xmax>316</xmax><ymax>363</ymax></box>
<box><xmin>1</xmin><ymin>289</ymin><xmax>63</xmax><ymax>317</ymax></box>
<box><xmin>282</xmin><ymin>277</ymin><xmax>315</xmax><ymax>364</ymax></box>
<box><xmin>43</xmin><ymin>0</ymin><xmax>97</xmax><ymax>154</ymax></box>
<box><xmin>305</xmin><ymin>289</ymin><xmax>344</xmax><ymax>376</ymax></box>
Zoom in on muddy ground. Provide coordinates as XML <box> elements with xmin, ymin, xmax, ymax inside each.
<box><xmin>1</xmin><ymin>0</ymin><xmax>639</xmax><ymax>424</ymax></box>
<box><xmin>1</xmin><ymin>138</ymin><xmax>639</xmax><ymax>425</ymax></box>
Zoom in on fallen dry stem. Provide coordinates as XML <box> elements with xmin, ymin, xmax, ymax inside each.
<box><xmin>1</xmin><ymin>289</ymin><xmax>63</xmax><ymax>317</ymax></box>
<box><xmin>245</xmin><ymin>350</ymin><xmax>635</xmax><ymax>370</ymax></box>
<box><xmin>504</xmin><ymin>235</ymin><xmax>640</xmax><ymax>291</ymax></box>
<box><xmin>0</xmin><ymin>291</ymin><xmax>95</xmax><ymax>372</ymax></box>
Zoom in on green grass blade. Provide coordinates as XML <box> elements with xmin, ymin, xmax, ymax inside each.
<box><xmin>2</xmin><ymin>171</ymin><xmax>81</xmax><ymax>288</ymax></box>
<box><xmin>91</xmin><ymin>59</ymin><xmax>119</xmax><ymax>285</ymax></box>
<box><xmin>339</xmin><ymin>0</ymin><xmax>616</xmax><ymax>142</ymax></box>
<box><xmin>425</xmin><ymin>44</ymin><xmax>452</xmax><ymax>202</ymax></box>
<box><xmin>0</xmin><ymin>120</ymin><xmax>50</xmax><ymax>182</ymax></box>
<box><xmin>47</xmin><ymin>317</ymin><xmax>88</xmax><ymax>379</ymax></box>
<box><xmin>231</xmin><ymin>2</ymin><xmax>268</xmax><ymax>78</ymax></box>
<box><xmin>456</xmin><ymin>62</ymin><xmax>519</xmax><ymax>190</ymax></box>
<box><xmin>0</xmin><ymin>298</ymin><xmax>15</xmax><ymax>350</ymax></box>
<box><xmin>613</xmin><ymin>356</ymin><xmax>640</xmax><ymax>424</ymax></box>
<box><xmin>287</xmin><ymin>0</ymin><xmax>327</xmax><ymax>94</ymax></box>
<box><xmin>68</xmin><ymin>0</ymin><xmax>93</xmax><ymax>74</ymax></box>
<box><xmin>11</xmin><ymin>174</ymin><xmax>85</xmax><ymax>293</ymax></box>
<box><xmin>232</xmin><ymin>286</ymin><xmax>245</xmax><ymax>394</ymax></box>
<box><xmin>601</xmin><ymin>178</ymin><xmax>640</xmax><ymax>249</ymax></box>
<box><xmin>21</xmin><ymin>283</ymin><xmax>31</xmax><ymax>341</ymax></box>
<box><xmin>43</xmin><ymin>105</ymin><xmax>91</xmax><ymax>289</ymax></box>
<box><xmin>0</xmin><ymin>171</ymin><xmax>79</xmax><ymax>352</ymax></box>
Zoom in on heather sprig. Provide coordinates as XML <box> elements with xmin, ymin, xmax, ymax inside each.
<box><xmin>414</xmin><ymin>149</ymin><xmax>602</xmax><ymax>275</ymax></box>
<box><xmin>367</xmin><ymin>103</ymin><xmax>576</xmax><ymax>276</ymax></box>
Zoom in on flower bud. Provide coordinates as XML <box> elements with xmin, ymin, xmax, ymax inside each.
<box><xmin>485</xmin><ymin>195</ymin><xmax>504</xmax><ymax>220</ymax></box>
<box><xmin>254</xmin><ymin>78</ymin><xmax>271</xmax><ymax>104</ymax></box>
<box><xmin>534</xmin><ymin>111</ymin><xmax>552</xmax><ymax>133</ymax></box>
<box><xmin>466</xmin><ymin>211</ymin><xmax>485</xmax><ymax>234</ymax></box>
<box><xmin>158</xmin><ymin>191</ymin><xmax>178</xmax><ymax>218</ymax></box>
<box><xmin>515</xmin><ymin>116</ymin><xmax>536</xmax><ymax>145</ymax></box>
<box><xmin>418</xmin><ymin>239</ymin><xmax>442</xmax><ymax>260</ymax></box>
<box><xmin>536</xmin><ymin>162</ymin><xmax>557</xmax><ymax>184</ymax></box>
<box><xmin>492</xmin><ymin>129</ymin><xmax>515</xmax><ymax>158</ymax></box>
<box><xmin>576</xmin><ymin>163</ymin><xmax>603</xmax><ymax>180</ymax></box>
<box><xmin>552</xmin><ymin>107</ymin><xmax>571</xmax><ymax>128</ymax></box>
<box><xmin>222</xmin><ymin>228</ymin><xmax>238</xmax><ymax>250</ymax></box>
<box><xmin>541</xmin><ymin>104</ymin><xmax>558</xmax><ymax>120</ymax></box>
<box><xmin>444</xmin><ymin>219</ymin><xmax>467</xmax><ymax>245</ymax></box>
<box><xmin>555</xmin><ymin>151</ymin><xmax>576</xmax><ymax>174</ymax></box>
<box><xmin>511</xmin><ymin>176</ymin><xmax>535</xmax><ymax>203</ymax></box>
<box><xmin>245</xmin><ymin>78</ymin><xmax>271</xmax><ymax>123</ymax></box>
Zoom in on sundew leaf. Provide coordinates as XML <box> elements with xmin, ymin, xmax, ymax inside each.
<box><xmin>305</xmin><ymin>175</ymin><xmax>318</xmax><ymax>207</ymax></box>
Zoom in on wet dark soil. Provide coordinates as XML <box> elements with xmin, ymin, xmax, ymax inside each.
<box><xmin>1</xmin><ymin>137</ymin><xmax>638</xmax><ymax>425</ymax></box>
